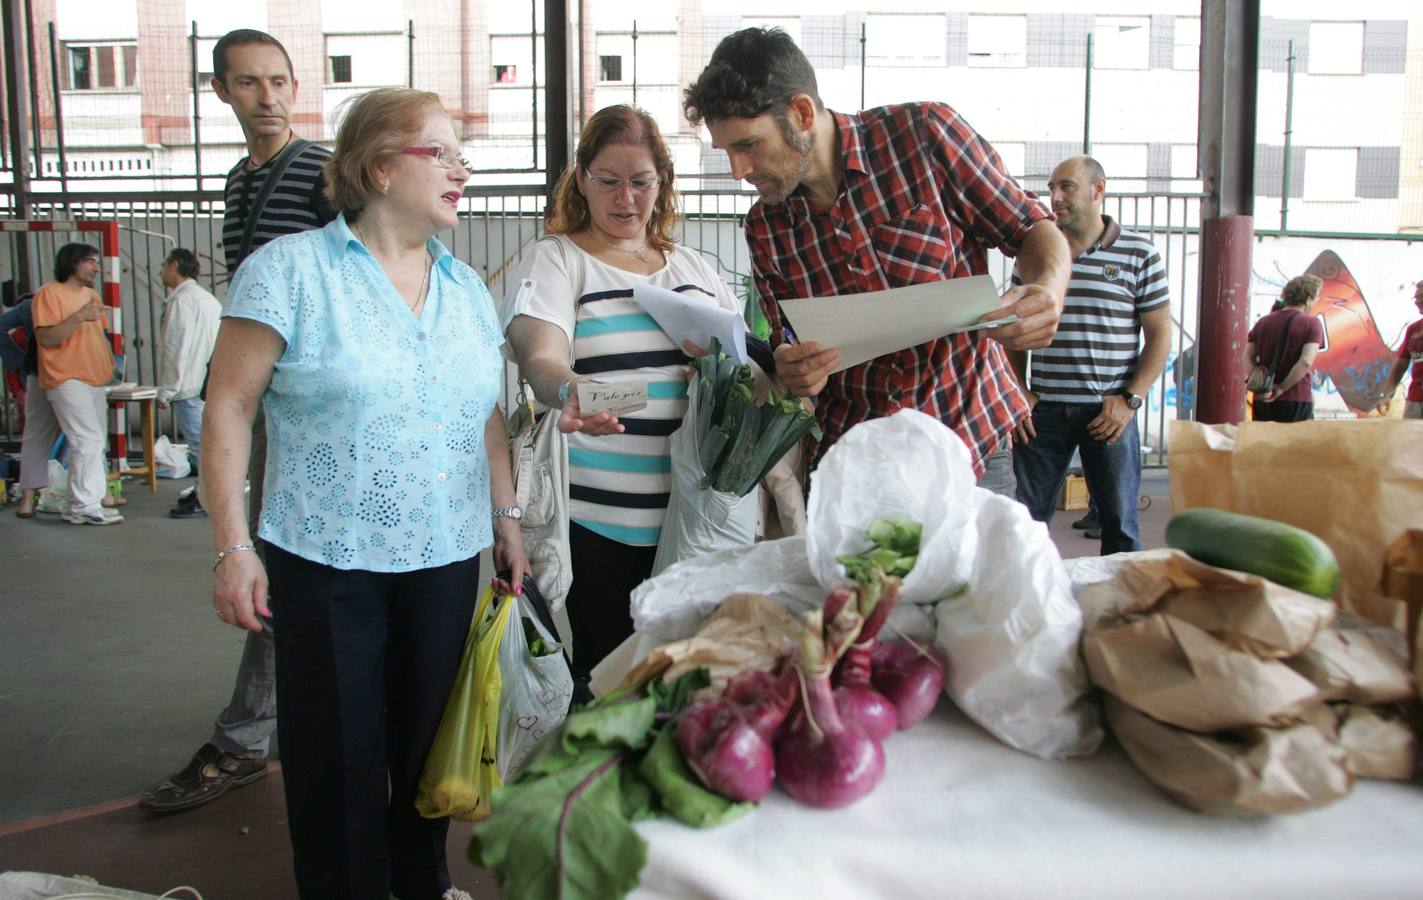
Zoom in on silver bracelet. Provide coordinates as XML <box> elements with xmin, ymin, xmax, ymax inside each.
<box><xmin>213</xmin><ymin>543</ymin><xmax>257</xmax><ymax>571</ymax></box>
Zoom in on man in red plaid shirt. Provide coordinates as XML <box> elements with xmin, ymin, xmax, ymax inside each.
<box><xmin>685</xmin><ymin>28</ymin><xmax>1071</xmax><ymax>492</ymax></box>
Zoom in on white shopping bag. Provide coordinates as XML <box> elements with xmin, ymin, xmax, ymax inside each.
<box><xmin>650</xmin><ymin>371</ymin><xmax>759</xmax><ymax>577</ymax></box>
<box><xmin>154</xmin><ymin>435</ymin><xmax>191</xmax><ymax>479</ymax></box>
<box><xmin>495</xmin><ymin>592</ymin><xmax>575</xmax><ymax>781</ymax></box>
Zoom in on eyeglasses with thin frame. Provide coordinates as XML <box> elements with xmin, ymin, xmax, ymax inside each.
<box><xmin>583</xmin><ymin>169</ymin><xmax>661</xmax><ymax>194</ymax></box>
<box><xmin>402</xmin><ymin>145</ymin><xmax>472</xmax><ymax>172</ymax></box>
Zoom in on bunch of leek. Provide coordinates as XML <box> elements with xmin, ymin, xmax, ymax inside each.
<box><xmin>692</xmin><ymin>338</ymin><xmax>820</xmax><ymax>497</ymax></box>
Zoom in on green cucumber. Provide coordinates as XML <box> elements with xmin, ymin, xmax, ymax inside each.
<box><xmin>1164</xmin><ymin>508</ymin><xmax>1340</xmax><ymax>598</ymax></box>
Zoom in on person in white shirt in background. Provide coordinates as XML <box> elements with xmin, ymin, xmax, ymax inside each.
<box><xmin>158</xmin><ymin>247</ymin><xmax>221</xmax><ymax>513</ymax></box>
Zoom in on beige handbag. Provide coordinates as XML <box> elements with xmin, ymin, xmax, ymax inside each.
<box><xmin>503</xmin><ymin>234</ymin><xmax>583</xmax><ymax>613</ymax></box>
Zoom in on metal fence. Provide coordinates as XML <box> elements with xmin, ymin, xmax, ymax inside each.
<box><xmin>2</xmin><ymin>184</ymin><xmax>1208</xmax><ymax>472</ymax></box>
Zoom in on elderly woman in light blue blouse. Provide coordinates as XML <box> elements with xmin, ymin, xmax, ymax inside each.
<box><xmin>203</xmin><ymin>87</ymin><xmax>526</xmax><ymax>900</ymax></box>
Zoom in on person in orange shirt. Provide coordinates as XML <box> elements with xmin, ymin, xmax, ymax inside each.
<box><xmin>32</xmin><ymin>243</ymin><xmax>122</xmax><ymax>525</ymax></box>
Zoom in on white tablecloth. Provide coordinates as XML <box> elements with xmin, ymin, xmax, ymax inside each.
<box><xmin>633</xmin><ymin>705</ymin><xmax>1422</xmax><ymax>899</ymax></box>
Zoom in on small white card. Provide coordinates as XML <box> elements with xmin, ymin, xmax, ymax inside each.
<box><xmin>577</xmin><ymin>380</ymin><xmax>649</xmax><ymax>416</ymax></box>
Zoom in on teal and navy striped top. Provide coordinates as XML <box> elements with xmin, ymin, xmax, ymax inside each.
<box><xmin>506</xmin><ymin>240</ymin><xmax>742</xmax><ymax>546</ymax></box>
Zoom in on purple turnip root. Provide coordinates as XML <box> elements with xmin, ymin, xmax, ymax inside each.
<box><xmin>776</xmin><ymin>606</ymin><xmax>885</xmax><ymax>809</ymax></box>
<box><xmin>832</xmin><ymin>577</ymin><xmax>903</xmax><ymax>741</ymax></box>
<box><xmin>676</xmin><ymin>698</ymin><xmax>776</xmax><ymax>802</ymax></box>
<box><xmin>871</xmin><ymin>639</ymin><xmax>946</xmax><ymax>729</ymax></box>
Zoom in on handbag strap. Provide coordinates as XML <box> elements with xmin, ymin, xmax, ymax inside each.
<box><xmin>235</xmin><ymin>138</ymin><xmax>313</xmax><ymax>268</ymax></box>
<box><xmin>1264</xmin><ymin>309</ymin><xmax>1303</xmax><ymax>378</ymax></box>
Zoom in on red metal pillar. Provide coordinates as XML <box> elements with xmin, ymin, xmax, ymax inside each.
<box><xmin>1195</xmin><ymin>216</ymin><xmax>1253</xmax><ymax>423</ymax></box>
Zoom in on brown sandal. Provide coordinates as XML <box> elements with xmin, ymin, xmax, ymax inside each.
<box><xmin>138</xmin><ymin>742</ymin><xmax>269</xmax><ymax>813</ymax></box>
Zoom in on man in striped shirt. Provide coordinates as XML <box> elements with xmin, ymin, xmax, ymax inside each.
<box><xmin>1010</xmin><ymin>156</ymin><xmax>1172</xmax><ymax>554</ymax></box>
<box><xmin>684</xmin><ymin>28</ymin><xmax>1072</xmax><ymax>493</ymax></box>
<box><xmin>142</xmin><ymin>29</ymin><xmax>335</xmax><ymax>815</ymax></box>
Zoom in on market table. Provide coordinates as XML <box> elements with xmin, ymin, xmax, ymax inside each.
<box><xmin>632</xmin><ymin>703</ymin><xmax>1422</xmax><ymax>899</ymax></box>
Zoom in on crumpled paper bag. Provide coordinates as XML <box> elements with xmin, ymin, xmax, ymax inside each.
<box><xmin>1079</xmin><ymin>549</ymin><xmax>1336</xmax><ymax>657</ymax></box>
<box><xmin>1170</xmin><ymin>419</ymin><xmax>1423</xmax><ymax>629</ymax></box>
<box><xmin>1084</xmin><ymin>612</ymin><xmax>1322</xmax><ymax>732</ymax></box>
<box><xmin>1379</xmin><ymin>529</ymin><xmax>1423</xmax><ymax>698</ymax></box>
<box><xmin>1307</xmin><ymin>704</ymin><xmax>1418</xmax><ymax>782</ymax></box>
<box><xmin>615</xmin><ymin>592</ymin><xmax>802</xmax><ymax>696</ymax></box>
<box><xmin>1106</xmin><ymin>697</ymin><xmax>1353</xmax><ymax>816</ymax></box>
<box><xmin>1286</xmin><ymin>616</ymin><xmax>1414</xmax><ymax>705</ymax></box>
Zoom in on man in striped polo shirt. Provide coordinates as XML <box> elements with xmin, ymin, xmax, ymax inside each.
<box><xmin>1009</xmin><ymin>156</ymin><xmax>1172</xmax><ymax>554</ymax></box>
<box><xmin>142</xmin><ymin>29</ymin><xmax>335</xmax><ymax>814</ymax></box>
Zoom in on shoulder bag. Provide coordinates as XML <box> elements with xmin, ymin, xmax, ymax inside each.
<box><xmin>1246</xmin><ymin>310</ymin><xmax>1302</xmax><ymax>395</ymax></box>
<box><xmin>504</xmin><ymin>234</ymin><xmax>583</xmax><ymax>613</ymax></box>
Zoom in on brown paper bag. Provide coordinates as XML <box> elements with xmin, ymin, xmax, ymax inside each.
<box><xmin>1336</xmin><ymin>705</ymin><xmax>1417</xmax><ymax>781</ymax></box>
<box><xmin>1286</xmin><ymin>619</ymin><xmax>1414</xmax><ymax>705</ymax></box>
<box><xmin>1380</xmin><ymin>530</ymin><xmax>1423</xmax><ymax>696</ymax></box>
<box><xmin>1078</xmin><ymin>549</ymin><xmax>1336</xmax><ymax>657</ymax></box>
<box><xmin>1084</xmin><ymin>613</ymin><xmax>1322</xmax><ymax>732</ymax></box>
<box><xmin>1170</xmin><ymin>420</ymin><xmax>1423</xmax><ymax>628</ymax></box>
<box><xmin>1106</xmin><ymin>696</ymin><xmax>1353</xmax><ymax>816</ymax></box>
<box><xmin>615</xmin><ymin>592</ymin><xmax>801</xmax><ymax>695</ymax></box>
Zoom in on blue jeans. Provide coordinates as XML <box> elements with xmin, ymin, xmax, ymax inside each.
<box><xmin>172</xmin><ymin>396</ymin><xmax>204</xmax><ymax>470</ymax></box>
<box><xmin>1013</xmin><ymin>400</ymin><xmax>1141</xmax><ymax>554</ymax></box>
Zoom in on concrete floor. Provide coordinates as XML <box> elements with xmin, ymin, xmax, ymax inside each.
<box><xmin>0</xmin><ymin>470</ymin><xmax>1171</xmax><ymax>897</ymax></box>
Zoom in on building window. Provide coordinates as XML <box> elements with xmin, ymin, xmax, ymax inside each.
<box><xmin>1307</xmin><ymin>21</ymin><xmax>1363</xmax><ymax>75</ymax></box>
<box><xmin>967</xmin><ymin>15</ymin><xmax>1026</xmax><ymax>68</ymax></box>
<box><xmin>1304</xmin><ymin>147</ymin><xmax>1358</xmax><ymax>201</ymax></box>
<box><xmin>494</xmin><ymin>64</ymin><xmax>517</xmax><ymax>84</ymax></box>
<box><xmin>866</xmin><ymin>14</ymin><xmax>947</xmax><ymax>67</ymax></box>
<box><xmin>328</xmin><ymin>55</ymin><xmax>352</xmax><ymax>84</ymax></box>
<box><xmin>1173</xmin><ymin>16</ymin><xmax>1200</xmax><ymax>71</ymax></box>
<box><xmin>600</xmin><ymin>55</ymin><xmax>623</xmax><ymax>82</ymax></box>
<box><xmin>65</xmin><ymin>43</ymin><xmax>138</xmax><ymax>90</ymax></box>
<box><xmin>1094</xmin><ymin>16</ymin><xmax>1150</xmax><ymax>70</ymax></box>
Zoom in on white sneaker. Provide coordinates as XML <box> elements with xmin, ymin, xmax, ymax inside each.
<box><xmin>65</xmin><ymin>508</ymin><xmax>124</xmax><ymax>525</ymax></box>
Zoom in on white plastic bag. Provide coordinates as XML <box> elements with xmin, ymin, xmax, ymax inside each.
<box><xmin>650</xmin><ymin>371</ymin><xmax>759</xmax><ymax>577</ymax></box>
<box><xmin>36</xmin><ymin>458</ymin><xmax>70</xmax><ymax>514</ymax></box>
<box><xmin>154</xmin><ymin>434</ymin><xmax>191</xmax><ymax>479</ymax></box>
<box><xmin>495</xmin><ymin>593</ymin><xmax>575</xmax><ymax>781</ymax></box>
<box><xmin>937</xmin><ymin>493</ymin><xmax>1103</xmax><ymax>759</ymax></box>
<box><xmin>805</xmin><ymin>409</ymin><xmax>981</xmax><ymax>605</ymax></box>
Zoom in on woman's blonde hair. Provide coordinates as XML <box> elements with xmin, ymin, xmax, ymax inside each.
<box><xmin>324</xmin><ymin>87</ymin><xmax>449</xmax><ymax>219</ymax></box>
<box><xmin>547</xmin><ymin>105</ymin><xmax>678</xmax><ymax>251</ymax></box>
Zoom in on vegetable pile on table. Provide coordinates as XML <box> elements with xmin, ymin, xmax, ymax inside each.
<box><xmin>469</xmin><ymin>520</ymin><xmax>946</xmax><ymax>898</ymax></box>
<box><xmin>692</xmin><ymin>337</ymin><xmax>819</xmax><ymax>497</ymax></box>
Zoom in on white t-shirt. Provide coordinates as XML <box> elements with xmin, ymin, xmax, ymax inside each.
<box><xmin>504</xmin><ymin>237</ymin><xmax>742</xmax><ymax>546</ymax></box>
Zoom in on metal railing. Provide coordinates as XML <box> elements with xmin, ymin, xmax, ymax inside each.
<box><xmin>3</xmin><ymin>185</ymin><xmax>1209</xmax><ymax>473</ymax></box>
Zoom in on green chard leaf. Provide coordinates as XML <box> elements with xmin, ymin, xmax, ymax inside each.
<box><xmin>562</xmin><ymin>696</ymin><xmax>657</xmax><ymax>751</ymax></box>
<box><xmin>645</xmin><ymin>667</ymin><xmax>712</xmax><ymax>714</ymax></box>
<box><xmin>639</xmin><ymin>728</ymin><xmax>755</xmax><ymax>829</ymax></box>
<box><xmin>469</xmin><ymin>747</ymin><xmax>647</xmax><ymax>900</ymax></box>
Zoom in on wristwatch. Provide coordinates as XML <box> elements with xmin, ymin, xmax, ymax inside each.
<box><xmin>492</xmin><ymin>506</ymin><xmax>523</xmax><ymax>521</ymax></box>
<box><xmin>1122</xmin><ymin>391</ymin><xmax>1143</xmax><ymax>410</ymax></box>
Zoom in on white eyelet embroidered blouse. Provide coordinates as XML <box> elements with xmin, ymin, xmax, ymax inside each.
<box><xmin>223</xmin><ymin>214</ymin><xmax>504</xmax><ymax>572</ymax></box>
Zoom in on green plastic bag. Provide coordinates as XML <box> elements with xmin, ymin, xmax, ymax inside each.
<box><xmin>416</xmin><ymin>586</ymin><xmax>512</xmax><ymax>821</ymax></box>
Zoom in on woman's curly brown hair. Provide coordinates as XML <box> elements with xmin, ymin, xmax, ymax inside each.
<box><xmin>547</xmin><ymin>105</ymin><xmax>678</xmax><ymax>252</ymax></box>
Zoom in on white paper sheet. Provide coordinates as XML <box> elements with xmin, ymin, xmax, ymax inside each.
<box><xmin>777</xmin><ymin>275</ymin><xmax>1015</xmax><ymax>373</ymax></box>
<box><xmin>632</xmin><ymin>284</ymin><xmax>748</xmax><ymax>364</ymax></box>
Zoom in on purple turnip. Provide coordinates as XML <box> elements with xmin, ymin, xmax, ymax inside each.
<box><xmin>676</xmin><ymin>698</ymin><xmax>775</xmax><ymax>802</ymax></box>
<box><xmin>776</xmin><ymin>606</ymin><xmax>885</xmax><ymax>809</ymax></box>
<box><xmin>871</xmin><ymin>639</ymin><xmax>945</xmax><ymax>729</ymax></box>
<box><xmin>832</xmin><ymin>577</ymin><xmax>902</xmax><ymax>741</ymax></box>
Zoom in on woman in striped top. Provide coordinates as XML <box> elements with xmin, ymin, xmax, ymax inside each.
<box><xmin>504</xmin><ymin>105</ymin><xmax>743</xmax><ymax>677</ymax></box>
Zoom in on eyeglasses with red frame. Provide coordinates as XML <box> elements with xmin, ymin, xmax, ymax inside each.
<box><xmin>401</xmin><ymin>145</ymin><xmax>472</xmax><ymax>172</ymax></box>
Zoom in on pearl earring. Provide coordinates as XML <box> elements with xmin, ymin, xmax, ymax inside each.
<box><xmin>381</xmin><ymin>181</ymin><xmax>390</xmax><ymax>194</ymax></box>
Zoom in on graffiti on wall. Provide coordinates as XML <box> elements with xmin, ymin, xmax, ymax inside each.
<box><xmin>1304</xmin><ymin>250</ymin><xmax>1395</xmax><ymax>414</ymax></box>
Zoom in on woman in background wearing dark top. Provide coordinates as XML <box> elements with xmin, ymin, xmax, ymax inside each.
<box><xmin>1244</xmin><ymin>274</ymin><xmax>1325</xmax><ymax>422</ymax></box>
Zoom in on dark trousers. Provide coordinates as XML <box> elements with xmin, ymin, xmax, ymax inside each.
<box><xmin>1013</xmin><ymin>400</ymin><xmax>1142</xmax><ymax>555</ymax></box>
<box><xmin>266</xmin><ymin>544</ymin><xmax>479</xmax><ymax>900</ymax></box>
<box><xmin>1253</xmin><ymin>399</ymin><xmax>1313</xmax><ymax>422</ymax></box>
<box><xmin>565</xmin><ymin>522</ymin><xmax>657</xmax><ymax>676</ymax></box>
